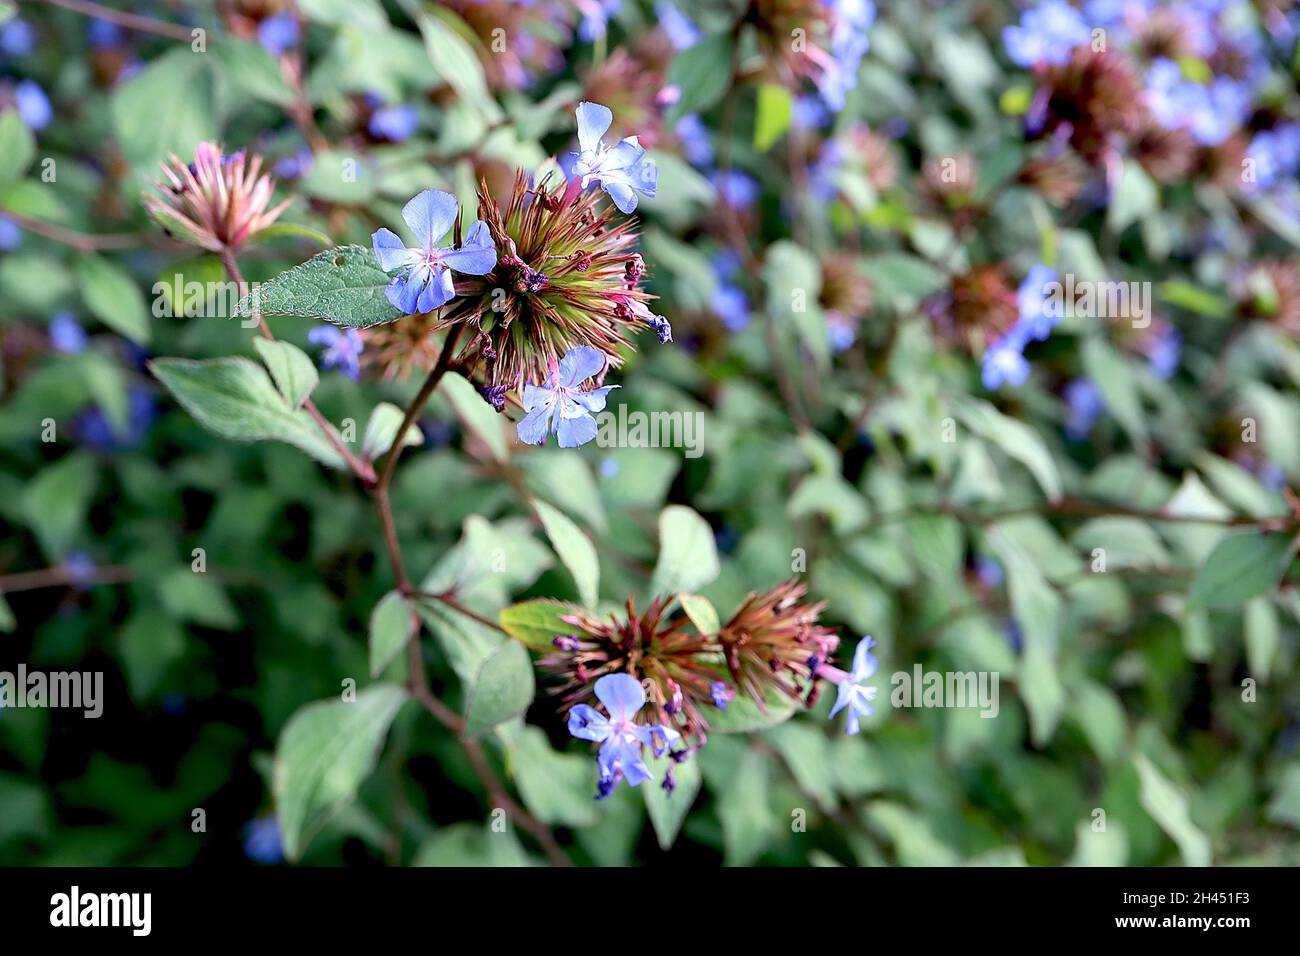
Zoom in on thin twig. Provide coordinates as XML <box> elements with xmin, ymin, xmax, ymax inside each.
<box><xmin>33</xmin><ymin>0</ymin><xmax>195</xmax><ymax>42</ymax></box>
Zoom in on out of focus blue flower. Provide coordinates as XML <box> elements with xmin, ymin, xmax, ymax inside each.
<box><xmin>710</xmin><ymin>681</ymin><xmax>734</xmax><ymax>710</ymax></box>
<box><xmin>827</xmin><ymin>312</ymin><xmax>856</xmax><ymax>353</ymax></box>
<box><xmin>76</xmin><ymin>388</ymin><xmax>156</xmax><ymax>452</ymax></box>
<box><xmin>710</xmin><ymin>252</ymin><xmax>751</xmax><ymax>331</ymax></box>
<box><xmin>675</xmin><ymin>113</ymin><xmax>713</xmax><ymax>168</ymax></box>
<box><xmin>63</xmin><ymin>552</ymin><xmax>97</xmax><ymax>591</ymax></box>
<box><xmin>1146</xmin><ymin>324</ymin><xmax>1181</xmax><ymax>380</ymax></box>
<box><xmin>577</xmin><ymin>0</ymin><xmax>621</xmax><ymax>43</ymax></box>
<box><xmin>14</xmin><ymin>79</ymin><xmax>52</xmax><ymax>130</ymax></box>
<box><xmin>974</xmin><ymin>555</ymin><xmax>1004</xmax><ymax>589</ymax></box>
<box><xmin>792</xmin><ymin>94</ymin><xmax>833</xmax><ymax>131</ymax></box>
<box><xmin>0</xmin><ymin>18</ymin><xmax>35</xmax><ymax>56</ymax></box>
<box><xmin>87</xmin><ymin>17</ymin><xmax>124</xmax><ymax>49</ymax></box>
<box><xmin>244</xmin><ymin>817</ymin><xmax>284</xmax><ymax>864</ymax></box>
<box><xmin>1145</xmin><ymin>59</ymin><xmax>1249</xmax><ymax>147</ymax></box>
<box><xmin>1015</xmin><ymin>263</ymin><xmax>1061</xmax><ymax>342</ymax></box>
<box><xmin>818</xmin><ymin>0</ymin><xmax>875</xmax><ymax>110</ymax></box>
<box><xmin>981</xmin><ymin>332</ymin><xmax>1031</xmax><ymax>391</ymax></box>
<box><xmin>1245</xmin><ymin>125</ymin><xmax>1300</xmax><ymax>191</ymax></box>
<box><xmin>1064</xmin><ymin>377</ymin><xmax>1105</xmax><ymax>440</ymax></box>
<box><xmin>1003</xmin><ymin>0</ymin><xmax>1090</xmax><ymax>67</ymax></box>
<box><xmin>272</xmin><ymin>147</ymin><xmax>314</xmax><ymax>180</ymax></box>
<box><xmin>368</xmin><ymin>103</ymin><xmax>418</xmax><ymax>142</ymax></box>
<box><xmin>0</xmin><ymin>214</ymin><xmax>22</xmax><ymax>250</ymax></box>
<box><xmin>49</xmin><ymin>312</ymin><xmax>87</xmax><ymax>354</ymax></box>
<box><xmin>712</xmin><ymin>168</ymin><xmax>759</xmax><ymax>208</ymax></box>
<box><xmin>655</xmin><ymin>0</ymin><xmax>698</xmax><ymax>50</ymax></box>
<box><xmin>308</xmin><ymin>325</ymin><xmax>364</xmax><ymax>379</ymax></box>
<box><xmin>257</xmin><ymin>12</ymin><xmax>300</xmax><ymax>55</ymax></box>
<box><xmin>517</xmin><ymin>345</ymin><xmax>618</xmax><ymax>448</ymax></box>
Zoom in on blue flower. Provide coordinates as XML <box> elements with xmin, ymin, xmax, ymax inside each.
<box><xmin>577</xmin><ymin>0</ymin><xmax>621</xmax><ymax>42</ymax></box>
<box><xmin>63</xmin><ymin>551</ymin><xmax>97</xmax><ymax>591</ymax></box>
<box><xmin>49</xmin><ymin>312</ymin><xmax>87</xmax><ymax>354</ymax></box>
<box><xmin>675</xmin><ymin>113</ymin><xmax>714</xmax><ymax>168</ymax></box>
<box><xmin>710</xmin><ymin>681</ymin><xmax>734</xmax><ymax>710</ymax></box>
<box><xmin>974</xmin><ymin>555</ymin><xmax>1004</xmax><ymax>589</ymax></box>
<box><xmin>828</xmin><ymin>636</ymin><xmax>878</xmax><ymax>735</ymax></box>
<box><xmin>650</xmin><ymin>314</ymin><xmax>673</xmax><ymax>343</ymax></box>
<box><xmin>87</xmin><ymin>18</ymin><xmax>123</xmax><ymax>49</ymax></box>
<box><xmin>1145</xmin><ymin>59</ymin><xmax>1250</xmax><ymax>147</ymax></box>
<box><xmin>14</xmin><ymin>79</ymin><xmax>51</xmax><ymax>130</ymax></box>
<box><xmin>76</xmin><ymin>388</ymin><xmax>155</xmax><ymax>452</ymax></box>
<box><xmin>368</xmin><ymin>103</ymin><xmax>419</xmax><ymax>143</ymax></box>
<box><xmin>1245</xmin><ymin>125</ymin><xmax>1300</xmax><ymax>191</ymax></box>
<box><xmin>568</xmin><ymin>672</ymin><xmax>680</xmax><ymax>797</ymax></box>
<box><xmin>655</xmin><ymin>0</ymin><xmax>699</xmax><ymax>50</ymax></box>
<box><xmin>0</xmin><ymin>214</ymin><xmax>20</xmax><ymax>250</ymax></box>
<box><xmin>0</xmin><ymin>18</ymin><xmax>35</xmax><ymax>56</ymax></box>
<box><xmin>1146</xmin><ymin>324</ymin><xmax>1181</xmax><ymax>381</ymax></box>
<box><xmin>1003</xmin><ymin>0</ymin><xmax>1090</xmax><ymax>67</ymax></box>
<box><xmin>1064</xmin><ymin>377</ymin><xmax>1104</xmax><ymax>440</ymax></box>
<box><xmin>981</xmin><ymin>332</ymin><xmax>1031</xmax><ymax>391</ymax></box>
<box><xmin>257</xmin><ymin>12</ymin><xmax>300</xmax><ymax>55</ymax></box>
<box><xmin>308</xmin><ymin>325</ymin><xmax>364</xmax><ymax>380</ymax></box>
<box><xmin>371</xmin><ymin>189</ymin><xmax>497</xmax><ymax>314</ymax></box>
<box><xmin>1015</xmin><ymin>263</ymin><xmax>1061</xmax><ymax>342</ymax></box>
<box><xmin>711</xmin><ymin>281</ymin><xmax>750</xmax><ymax>332</ymax></box>
<box><xmin>516</xmin><ymin>345</ymin><xmax>618</xmax><ymax>448</ymax></box>
<box><xmin>570</xmin><ymin>101</ymin><xmax>657</xmax><ymax>214</ymax></box>
<box><xmin>711</xmin><ymin>168</ymin><xmax>760</xmax><ymax>208</ymax></box>
<box><xmin>243</xmin><ymin>817</ymin><xmax>284</xmax><ymax>865</ymax></box>
<box><xmin>818</xmin><ymin>0</ymin><xmax>875</xmax><ymax>110</ymax></box>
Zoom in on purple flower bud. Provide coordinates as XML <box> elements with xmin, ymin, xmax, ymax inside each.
<box><xmin>552</xmin><ymin>634</ymin><xmax>581</xmax><ymax>651</ymax></box>
<box><xmin>650</xmin><ymin>314</ymin><xmax>673</xmax><ymax>344</ymax></box>
<box><xmin>481</xmin><ymin>384</ymin><xmax>508</xmax><ymax>412</ymax></box>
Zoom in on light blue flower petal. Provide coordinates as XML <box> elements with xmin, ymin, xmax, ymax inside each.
<box><xmin>556</xmin><ymin>410</ymin><xmax>599</xmax><ymax>448</ymax></box>
<box><xmin>401</xmin><ymin>189</ymin><xmax>459</xmax><ymax>249</ymax></box>
<box><xmin>568</xmin><ymin>704</ymin><xmax>611</xmax><ymax>742</ymax></box>
<box><xmin>417</xmin><ymin>266</ymin><xmax>455</xmax><ymax>312</ymax></box>
<box><xmin>372</xmin><ymin>227</ymin><xmax>416</xmax><ymax>273</ymax></box>
<box><xmin>575</xmin><ymin>101</ymin><xmax>613</xmax><ymax>154</ymax></box>
<box><xmin>603</xmin><ymin>181</ymin><xmax>638</xmax><ymax>213</ymax></box>
<box><xmin>521</xmin><ymin>383</ymin><xmax>556</xmax><ymax>413</ymax></box>
<box><xmin>828</xmin><ymin>678</ymin><xmax>853</xmax><ymax>718</ymax></box>
<box><xmin>516</xmin><ymin>403</ymin><xmax>553</xmax><ymax>445</ymax></box>
<box><xmin>851</xmin><ymin>635</ymin><xmax>877</xmax><ymax>680</ymax></box>
<box><xmin>307</xmin><ymin>325</ymin><xmax>341</xmax><ymax>347</ymax></box>
<box><xmin>386</xmin><ymin>275</ymin><xmax>423</xmax><ymax>313</ymax></box>
<box><xmin>440</xmin><ymin>220</ymin><xmax>497</xmax><ymax>275</ymax></box>
<box><xmin>604</xmin><ymin>137</ymin><xmax>645</xmax><ymax>172</ymax></box>
<box><xmin>594</xmin><ymin>672</ymin><xmax>645</xmax><ymax>721</ymax></box>
<box><xmin>569</xmin><ymin>384</ymin><xmax>619</xmax><ymax>414</ymax></box>
<box><xmin>628</xmin><ymin>156</ymin><xmax>657</xmax><ymax>198</ymax></box>
<box><xmin>557</xmin><ymin>345</ymin><xmax>606</xmax><ymax>387</ymax></box>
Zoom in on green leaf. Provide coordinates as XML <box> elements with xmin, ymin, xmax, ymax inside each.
<box><xmin>154</xmin><ymin>567</ymin><xmax>240</xmax><ymax>629</ymax></box>
<box><xmin>361</xmin><ymin>402</ymin><xmax>421</xmax><ymax>460</ymax></box>
<box><xmin>764</xmin><ymin>240</ymin><xmax>828</xmax><ymax>371</ymax></box>
<box><xmin>77</xmin><ymin>254</ymin><xmax>150</xmax><ymax>345</ymax></box>
<box><xmin>413</xmin><ymin>6</ymin><xmax>501</xmax><ymax>123</ymax></box>
<box><xmin>273</xmin><ymin>684</ymin><xmax>407</xmax><ymax>860</ymax></box>
<box><xmin>0</xmin><ymin>109</ymin><xmax>34</xmax><ymax>183</ymax></box>
<box><xmin>0</xmin><ymin>594</ymin><xmax>13</xmax><ymax>634</ymax></box>
<box><xmin>440</xmin><ymin>372</ymin><xmax>509</xmax><ymax>462</ymax></box>
<box><xmin>1134</xmin><ymin>755</ymin><xmax>1211</xmax><ymax>866</ymax></box>
<box><xmin>368</xmin><ymin>591</ymin><xmax>411</xmax><ymax>678</ymax></box>
<box><xmin>253</xmin><ymin>339</ymin><xmax>318</xmax><ymax>409</ymax></box>
<box><xmin>1186</xmin><ymin>531</ymin><xmax>1295</xmax><ymax>610</ymax></box>
<box><xmin>534</xmin><ymin>499</ymin><xmax>599</xmax><ymax>608</ymax></box>
<box><xmin>499</xmin><ymin>599</ymin><xmax>581</xmax><ymax>651</ymax></box>
<box><xmin>707</xmin><ymin>693</ymin><xmax>797</xmax><ymax>733</ymax></box>
<box><xmin>665</xmin><ymin>33</ymin><xmax>733</xmax><ymax>122</ymax></box>
<box><xmin>1266</xmin><ymin>764</ymin><xmax>1300</xmax><ymax>829</ymax></box>
<box><xmin>234</xmin><ymin>245</ymin><xmax>404</xmax><ymax>329</ymax></box>
<box><xmin>150</xmin><ymin>356</ymin><xmax>347</xmax><ymax>469</ymax></box>
<box><xmin>955</xmin><ymin>397</ymin><xmax>1062</xmax><ymax>501</ymax></box>
<box><xmin>643</xmin><ymin>751</ymin><xmax>701</xmax><ymax>849</ymax></box>
<box><xmin>753</xmin><ymin>83</ymin><xmax>792</xmax><ymax>151</ymax></box>
<box><xmin>1106</xmin><ymin>161</ymin><xmax>1158</xmax><ymax>233</ymax></box>
<box><xmin>463</xmin><ymin>639</ymin><xmax>535</xmax><ymax>736</ymax></box>
<box><xmin>679</xmin><ymin>593</ymin><xmax>719</xmax><ymax>635</ymax></box>
<box><xmin>22</xmin><ymin>453</ymin><xmax>96</xmax><ymax>558</ymax></box>
<box><xmin>1244</xmin><ymin>597</ymin><xmax>1279</xmax><ymax>682</ymax></box>
<box><xmin>1082</xmin><ymin>338</ymin><xmax>1147</xmax><ymax>445</ymax></box>
<box><xmin>214</xmin><ymin>38</ymin><xmax>295</xmax><ymax>107</ymax></box>
<box><xmin>650</xmin><ymin>505</ymin><xmax>720</xmax><ymax>597</ymax></box>
<box><xmin>298</xmin><ymin>150</ymin><xmax>376</xmax><ymax>204</ymax></box>
<box><xmin>111</xmin><ymin>46</ymin><xmax>216</xmax><ymax>167</ymax></box>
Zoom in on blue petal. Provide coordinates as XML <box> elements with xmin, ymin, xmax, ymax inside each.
<box><xmin>603</xmin><ymin>180</ymin><xmax>638</xmax><ymax>213</ymax></box>
<box><xmin>521</xmin><ymin>383</ymin><xmax>557</xmax><ymax>413</ymax></box>
<box><xmin>568</xmin><ymin>704</ymin><xmax>611</xmax><ymax>742</ymax></box>
<box><xmin>593</xmin><ymin>673</ymin><xmax>645</xmax><ymax>721</ymax></box>
<box><xmin>401</xmin><ymin>189</ymin><xmax>459</xmax><ymax>249</ymax></box>
<box><xmin>386</xmin><ymin>274</ymin><xmax>423</xmax><ymax>314</ymax></box>
<box><xmin>599</xmin><ymin>735</ymin><xmax>652</xmax><ymax>787</ymax></box>
<box><xmin>307</xmin><ymin>325</ymin><xmax>341</xmax><ymax>346</ymax></box>
<box><xmin>372</xmin><ymin>227</ymin><xmax>416</xmax><ymax>273</ymax></box>
<box><xmin>569</xmin><ymin>384</ymin><xmax>619</xmax><ymax>415</ymax></box>
<box><xmin>417</xmin><ymin>266</ymin><xmax>455</xmax><ymax>312</ymax></box>
<box><xmin>575</xmin><ymin>101</ymin><xmax>613</xmax><ymax>154</ymax></box>
<box><xmin>556</xmin><ymin>409</ymin><xmax>599</xmax><ymax>448</ymax></box>
<box><xmin>516</xmin><ymin>404</ymin><xmax>553</xmax><ymax>445</ymax></box>
<box><xmin>557</xmin><ymin>345</ymin><xmax>605</xmax><ymax>387</ymax></box>
<box><xmin>828</xmin><ymin>679</ymin><xmax>853</xmax><ymax>718</ymax></box>
<box><xmin>440</xmin><ymin>219</ymin><xmax>497</xmax><ymax>275</ymax></box>
<box><xmin>850</xmin><ymin>635</ymin><xmax>877</xmax><ymax>681</ymax></box>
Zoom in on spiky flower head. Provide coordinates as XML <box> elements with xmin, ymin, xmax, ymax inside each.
<box><xmin>716</xmin><ymin>580</ymin><xmax>840</xmax><ymax>712</ymax></box>
<box><xmin>929</xmin><ymin>264</ymin><xmax>1020</xmax><ymax>353</ymax></box>
<box><xmin>1040</xmin><ymin>48</ymin><xmax>1144</xmax><ymax>164</ymax></box>
<box><xmin>437</xmin><ymin>172</ymin><xmax>656</xmax><ymax>390</ymax></box>
<box><xmin>144</xmin><ymin>142</ymin><xmax>291</xmax><ymax>253</ymax></box>
<box><xmin>360</xmin><ymin>311</ymin><xmax>444</xmax><ymax>381</ymax></box>
<box><xmin>540</xmin><ymin>596</ymin><xmax>722</xmax><ymax>748</ymax></box>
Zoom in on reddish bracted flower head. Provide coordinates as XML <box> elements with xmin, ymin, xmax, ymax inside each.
<box><xmin>144</xmin><ymin>142</ymin><xmax>291</xmax><ymax>253</ymax></box>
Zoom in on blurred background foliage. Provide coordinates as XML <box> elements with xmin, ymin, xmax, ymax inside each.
<box><xmin>2</xmin><ymin>0</ymin><xmax>1300</xmax><ymax>866</ymax></box>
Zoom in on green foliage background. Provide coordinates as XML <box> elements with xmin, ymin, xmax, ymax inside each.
<box><xmin>1</xmin><ymin>0</ymin><xmax>1299</xmax><ymax>866</ymax></box>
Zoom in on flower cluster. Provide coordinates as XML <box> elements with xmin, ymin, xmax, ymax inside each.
<box><xmin>542</xmin><ymin>582</ymin><xmax>866</xmax><ymax>797</ymax></box>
